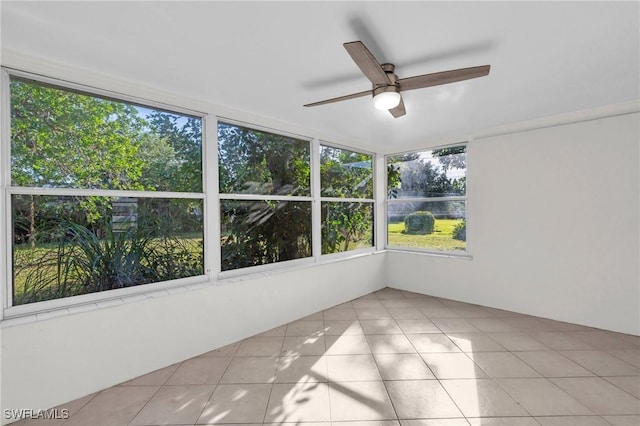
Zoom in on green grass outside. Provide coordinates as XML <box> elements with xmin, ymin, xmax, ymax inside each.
<box><xmin>12</xmin><ymin>236</ymin><xmax>203</xmax><ymax>304</ymax></box>
<box><xmin>13</xmin><ymin>218</ymin><xmax>463</xmax><ymax>304</ymax></box>
<box><xmin>388</xmin><ymin>219</ymin><xmax>466</xmax><ymax>251</ymax></box>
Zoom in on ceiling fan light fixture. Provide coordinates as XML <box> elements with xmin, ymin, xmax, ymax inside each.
<box><xmin>373</xmin><ymin>90</ymin><xmax>401</xmax><ymax>110</ymax></box>
<box><xmin>304</xmin><ymin>41</ymin><xmax>490</xmax><ymax>119</ymax></box>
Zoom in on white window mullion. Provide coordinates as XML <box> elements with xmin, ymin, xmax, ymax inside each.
<box><xmin>218</xmin><ymin>193</ymin><xmax>313</xmax><ymax>202</ymax></box>
<box><xmin>375</xmin><ymin>153</ymin><xmax>386</xmax><ymax>251</ymax></box>
<box><xmin>7</xmin><ymin>186</ymin><xmax>205</xmax><ymax>200</ymax></box>
<box><xmin>465</xmin><ymin>140</ymin><xmax>473</xmax><ymax>256</ymax></box>
<box><xmin>205</xmin><ymin>114</ymin><xmax>219</xmax><ymax>277</ymax></box>
<box><xmin>1</xmin><ymin>69</ymin><xmax>11</xmax><ymax>313</ymax></box>
<box><xmin>387</xmin><ymin>195</ymin><xmax>467</xmax><ymax>204</ymax></box>
<box><xmin>311</xmin><ymin>138</ymin><xmax>322</xmax><ymax>261</ymax></box>
<box><xmin>320</xmin><ymin>196</ymin><xmax>374</xmax><ymax>203</ymax></box>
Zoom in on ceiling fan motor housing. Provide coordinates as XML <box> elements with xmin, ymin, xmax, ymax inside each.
<box><xmin>373</xmin><ymin>65</ymin><xmax>402</xmax><ymax>111</ymax></box>
<box><xmin>373</xmin><ymin>84</ymin><xmax>399</xmax><ymax>97</ymax></box>
<box><xmin>374</xmin><ymin>63</ymin><xmax>399</xmax><ymax>95</ymax></box>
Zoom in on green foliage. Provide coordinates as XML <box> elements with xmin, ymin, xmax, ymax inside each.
<box><xmin>320</xmin><ymin>146</ymin><xmax>372</xmax><ymax>199</ymax></box>
<box><xmin>61</xmin><ymin>222</ymin><xmax>154</xmax><ymax>292</ymax></box>
<box><xmin>218</xmin><ymin>122</ymin><xmax>313</xmax><ymax>271</ymax></box>
<box><xmin>10</xmin><ymin>78</ymin><xmax>148</xmax><ymax>236</ymax></box>
<box><xmin>137</xmin><ymin>134</ymin><xmax>180</xmax><ymax>191</ymax></box>
<box><xmin>13</xmin><ymin>221</ymin><xmax>203</xmax><ymax>305</ymax></box>
<box><xmin>321</xmin><ymin>202</ymin><xmax>372</xmax><ymax>254</ymax></box>
<box><xmin>320</xmin><ymin>146</ymin><xmax>373</xmax><ymax>253</ymax></box>
<box><xmin>218</xmin><ymin>125</ymin><xmax>374</xmax><ymax>271</ymax></box>
<box><xmin>387</xmin><ymin>146</ymin><xmax>467</xmax><ymax>198</ymax></box>
<box><xmin>10</xmin><ymin>78</ymin><xmax>146</xmax><ymax>191</ymax></box>
<box><xmin>452</xmin><ymin>220</ymin><xmax>466</xmax><ymax>241</ymax></box>
<box><xmin>145</xmin><ymin>236</ymin><xmax>204</xmax><ymax>280</ymax></box>
<box><xmin>146</xmin><ymin>111</ymin><xmax>202</xmax><ymax>192</ymax></box>
<box><xmin>220</xmin><ymin>200</ymin><xmax>311</xmax><ymax>271</ymax></box>
<box><xmin>404</xmin><ymin>211</ymin><xmax>436</xmax><ymax>234</ymax></box>
<box><xmin>388</xmin><ymin>219</ymin><xmax>466</xmax><ymax>251</ymax></box>
<box><xmin>10</xmin><ymin>77</ymin><xmax>203</xmax><ymax>246</ymax></box>
<box><xmin>387</xmin><ymin>163</ymin><xmax>401</xmax><ymax>199</ymax></box>
<box><xmin>218</xmin><ymin>123</ymin><xmax>310</xmax><ymax>195</ymax></box>
<box><xmin>9</xmin><ymin>77</ymin><xmax>205</xmax><ymax>304</ymax></box>
<box><xmin>11</xmin><ymin>76</ymin><xmax>471</xmax><ymax>294</ymax></box>
<box><xmin>432</xmin><ymin>146</ymin><xmax>466</xmax><ymax>170</ymax></box>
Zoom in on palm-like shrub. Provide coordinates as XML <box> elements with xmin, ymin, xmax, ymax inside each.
<box><xmin>14</xmin><ymin>221</ymin><xmax>203</xmax><ymax>305</ymax></box>
<box><xmin>61</xmin><ymin>222</ymin><xmax>155</xmax><ymax>292</ymax></box>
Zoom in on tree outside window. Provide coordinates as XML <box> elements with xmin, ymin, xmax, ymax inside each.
<box><xmin>9</xmin><ymin>75</ymin><xmax>205</xmax><ymax>305</ymax></box>
<box><xmin>387</xmin><ymin>145</ymin><xmax>467</xmax><ymax>252</ymax></box>
<box><xmin>320</xmin><ymin>145</ymin><xmax>374</xmax><ymax>254</ymax></box>
<box><xmin>218</xmin><ymin>124</ymin><xmax>376</xmax><ymax>272</ymax></box>
<box><xmin>218</xmin><ymin>122</ymin><xmax>312</xmax><ymax>271</ymax></box>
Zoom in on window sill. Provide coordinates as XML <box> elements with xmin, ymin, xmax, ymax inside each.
<box><xmin>216</xmin><ymin>248</ymin><xmax>382</xmax><ymax>284</ymax></box>
<box><xmin>1</xmin><ymin>249</ymin><xmax>385</xmax><ymax>328</ymax></box>
<box><xmin>1</xmin><ymin>275</ymin><xmax>210</xmax><ymax>328</ymax></box>
<box><xmin>384</xmin><ymin>247</ymin><xmax>473</xmax><ymax>260</ymax></box>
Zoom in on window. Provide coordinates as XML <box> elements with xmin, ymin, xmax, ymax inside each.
<box><xmin>6</xmin><ymin>72</ymin><xmax>205</xmax><ymax>306</ymax></box>
<box><xmin>320</xmin><ymin>145</ymin><xmax>374</xmax><ymax>254</ymax></box>
<box><xmin>218</xmin><ymin>122</ymin><xmax>312</xmax><ymax>271</ymax></box>
<box><xmin>4</xmin><ymin>71</ymin><xmax>378</xmax><ymax>310</ymax></box>
<box><xmin>217</xmin><ymin>123</ymin><xmax>377</xmax><ymax>272</ymax></box>
<box><xmin>387</xmin><ymin>145</ymin><xmax>467</xmax><ymax>253</ymax></box>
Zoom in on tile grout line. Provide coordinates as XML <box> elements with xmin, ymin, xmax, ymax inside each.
<box><xmin>125</xmin><ymin>384</ymin><xmax>165</xmax><ymax>426</ymax></box>
<box><xmin>397</xmin><ymin>292</ymin><xmax>472</xmax><ymax>423</ymax></box>
<box><xmin>321</xmin><ymin>310</ymin><xmax>335</xmax><ymax>425</ymax></box>
<box><xmin>371</xmin><ymin>292</ymin><xmax>403</xmax><ymax>423</ymax></box>
<box><xmin>259</xmin><ymin>335</ymin><xmax>285</xmax><ymax>425</ymax></box>
<box><xmin>192</xmin><ymin>344</ymin><xmax>237</xmax><ymax>426</ymax></box>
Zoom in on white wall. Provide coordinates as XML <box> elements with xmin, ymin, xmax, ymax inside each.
<box><xmin>387</xmin><ymin>112</ymin><xmax>640</xmax><ymax>335</ymax></box>
<box><xmin>1</xmin><ymin>253</ymin><xmax>386</xmax><ymax>424</ymax></box>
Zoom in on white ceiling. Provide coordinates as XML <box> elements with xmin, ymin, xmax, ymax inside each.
<box><xmin>2</xmin><ymin>1</ymin><xmax>639</xmax><ymax>153</ymax></box>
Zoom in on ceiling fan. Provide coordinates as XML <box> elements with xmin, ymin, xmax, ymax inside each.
<box><xmin>304</xmin><ymin>41</ymin><xmax>490</xmax><ymax>118</ymax></box>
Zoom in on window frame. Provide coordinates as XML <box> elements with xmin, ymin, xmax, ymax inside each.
<box><xmin>1</xmin><ymin>68</ymin><xmax>210</xmax><ymax>318</ymax></box>
<box><xmin>216</xmin><ymin>124</ymin><xmax>378</xmax><ymax>277</ymax></box>
<box><xmin>0</xmin><ymin>68</ymin><xmax>380</xmax><ymax>320</ymax></box>
<box><xmin>216</xmin><ymin>119</ymin><xmax>315</xmax><ymax>278</ymax></box>
<box><xmin>385</xmin><ymin>142</ymin><xmax>469</xmax><ymax>257</ymax></box>
<box><xmin>318</xmin><ymin>141</ymin><xmax>376</xmax><ymax>260</ymax></box>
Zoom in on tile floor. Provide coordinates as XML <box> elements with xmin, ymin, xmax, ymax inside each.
<box><xmin>14</xmin><ymin>288</ymin><xmax>640</xmax><ymax>425</ymax></box>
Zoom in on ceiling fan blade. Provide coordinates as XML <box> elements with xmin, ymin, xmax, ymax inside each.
<box><xmin>389</xmin><ymin>97</ymin><xmax>406</xmax><ymax>118</ymax></box>
<box><xmin>398</xmin><ymin>65</ymin><xmax>490</xmax><ymax>92</ymax></box>
<box><xmin>304</xmin><ymin>89</ymin><xmax>371</xmax><ymax>107</ymax></box>
<box><xmin>344</xmin><ymin>41</ymin><xmax>391</xmax><ymax>86</ymax></box>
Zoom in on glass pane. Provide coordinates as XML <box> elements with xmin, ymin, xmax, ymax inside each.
<box><xmin>218</xmin><ymin>122</ymin><xmax>310</xmax><ymax>196</ymax></box>
<box><xmin>12</xmin><ymin>195</ymin><xmax>204</xmax><ymax>305</ymax></box>
<box><xmin>320</xmin><ymin>145</ymin><xmax>373</xmax><ymax>199</ymax></box>
<box><xmin>10</xmin><ymin>77</ymin><xmax>202</xmax><ymax>192</ymax></box>
<box><xmin>220</xmin><ymin>200</ymin><xmax>311</xmax><ymax>271</ymax></box>
<box><xmin>321</xmin><ymin>202</ymin><xmax>374</xmax><ymax>254</ymax></box>
<box><xmin>387</xmin><ymin>146</ymin><xmax>466</xmax><ymax>199</ymax></box>
<box><xmin>387</xmin><ymin>201</ymin><xmax>466</xmax><ymax>251</ymax></box>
